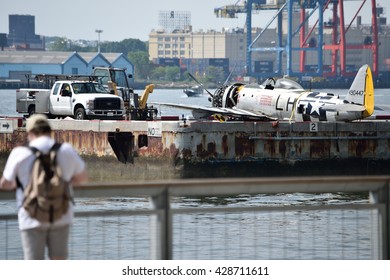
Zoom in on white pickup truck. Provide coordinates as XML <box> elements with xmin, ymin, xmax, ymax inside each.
<box><xmin>16</xmin><ymin>80</ymin><xmax>125</xmax><ymax>120</ymax></box>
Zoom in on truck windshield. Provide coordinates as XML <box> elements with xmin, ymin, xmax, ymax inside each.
<box><xmin>72</xmin><ymin>82</ymin><xmax>109</xmax><ymax>94</ymax></box>
<box><xmin>110</xmin><ymin>70</ymin><xmax>128</xmax><ymax>88</ymax></box>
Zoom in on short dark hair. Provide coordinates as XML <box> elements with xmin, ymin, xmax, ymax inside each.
<box><xmin>26</xmin><ymin>114</ymin><xmax>52</xmax><ymax>135</ymax></box>
<box><xmin>28</xmin><ymin>120</ymin><xmax>52</xmax><ymax>135</ymax></box>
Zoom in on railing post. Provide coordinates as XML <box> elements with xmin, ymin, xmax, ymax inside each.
<box><xmin>370</xmin><ymin>181</ymin><xmax>390</xmax><ymax>260</ymax></box>
<box><xmin>150</xmin><ymin>189</ymin><xmax>172</xmax><ymax>260</ymax></box>
<box><xmin>384</xmin><ymin>181</ymin><xmax>390</xmax><ymax>260</ymax></box>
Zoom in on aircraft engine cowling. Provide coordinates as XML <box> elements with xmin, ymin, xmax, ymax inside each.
<box><xmin>211</xmin><ymin>83</ymin><xmax>244</xmax><ymax>109</ymax></box>
<box><xmin>211</xmin><ymin>85</ymin><xmax>227</xmax><ymax>108</ymax></box>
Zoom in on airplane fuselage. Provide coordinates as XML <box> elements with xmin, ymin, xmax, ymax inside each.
<box><xmin>235</xmin><ymin>87</ymin><xmax>364</xmax><ymax>122</ymax></box>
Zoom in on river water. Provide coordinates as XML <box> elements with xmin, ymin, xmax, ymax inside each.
<box><xmin>0</xmin><ymin>87</ymin><xmax>389</xmax><ymax>259</ymax></box>
<box><xmin>2</xmin><ymin>87</ymin><xmax>390</xmax><ymax>117</ymax></box>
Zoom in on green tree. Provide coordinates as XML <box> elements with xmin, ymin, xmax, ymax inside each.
<box><xmin>165</xmin><ymin>66</ymin><xmax>180</xmax><ymax>81</ymax></box>
<box><xmin>150</xmin><ymin>66</ymin><xmax>166</xmax><ymax>80</ymax></box>
<box><xmin>182</xmin><ymin>71</ymin><xmax>193</xmax><ymax>82</ymax></box>
<box><xmin>128</xmin><ymin>51</ymin><xmax>151</xmax><ymax>80</ymax></box>
<box><xmin>47</xmin><ymin>37</ymin><xmax>148</xmax><ymax>55</ymax></box>
<box><xmin>47</xmin><ymin>37</ymin><xmax>69</xmax><ymax>51</ymax></box>
<box><xmin>101</xmin><ymin>38</ymin><xmax>147</xmax><ymax>54</ymax></box>
<box><xmin>206</xmin><ymin>66</ymin><xmax>225</xmax><ymax>83</ymax></box>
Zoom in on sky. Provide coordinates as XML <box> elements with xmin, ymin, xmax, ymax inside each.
<box><xmin>1</xmin><ymin>0</ymin><xmax>390</xmax><ymax>42</ymax></box>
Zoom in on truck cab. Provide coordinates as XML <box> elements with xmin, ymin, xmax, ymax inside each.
<box><xmin>47</xmin><ymin>81</ymin><xmax>125</xmax><ymax>120</ymax></box>
<box><xmin>24</xmin><ymin>80</ymin><xmax>126</xmax><ymax>120</ymax></box>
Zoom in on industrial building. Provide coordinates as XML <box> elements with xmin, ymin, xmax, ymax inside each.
<box><xmin>149</xmin><ymin>27</ymin><xmax>244</xmax><ymax>76</ymax></box>
<box><xmin>0</xmin><ymin>14</ymin><xmax>134</xmax><ymax>84</ymax></box>
<box><xmin>5</xmin><ymin>14</ymin><xmax>45</xmax><ymax>50</ymax></box>
<box><xmin>149</xmin><ymin>0</ymin><xmax>390</xmax><ymax>82</ymax></box>
<box><xmin>0</xmin><ymin>51</ymin><xmax>134</xmax><ymax>85</ymax></box>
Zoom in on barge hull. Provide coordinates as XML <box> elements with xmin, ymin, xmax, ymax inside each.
<box><xmin>1</xmin><ymin>119</ymin><xmax>390</xmax><ymax>179</ymax></box>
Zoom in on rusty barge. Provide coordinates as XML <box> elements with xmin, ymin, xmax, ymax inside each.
<box><xmin>1</xmin><ymin>117</ymin><xmax>390</xmax><ymax>179</ymax></box>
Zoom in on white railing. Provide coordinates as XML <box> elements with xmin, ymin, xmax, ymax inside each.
<box><xmin>1</xmin><ymin>176</ymin><xmax>389</xmax><ymax>260</ymax></box>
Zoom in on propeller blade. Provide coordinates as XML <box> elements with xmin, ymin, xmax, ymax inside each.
<box><xmin>188</xmin><ymin>73</ymin><xmax>213</xmax><ymax>97</ymax></box>
<box><xmin>188</xmin><ymin>72</ymin><xmax>200</xmax><ymax>84</ymax></box>
<box><xmin>223</xmin><ymin>63</ymin><xmax>236</xmax><ymax>86</ymax></box>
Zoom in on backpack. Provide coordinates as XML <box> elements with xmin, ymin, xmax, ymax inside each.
<box><xmin>22</xmin><ymin>143</ymin><xmax>72</xmax><ymax>223</ymax></box>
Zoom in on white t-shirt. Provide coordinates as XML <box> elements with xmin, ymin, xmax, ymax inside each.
<box><xmin>2</xmin><ymin>135</ymin><xmax>86</xmax><ymax>230</ymax></box>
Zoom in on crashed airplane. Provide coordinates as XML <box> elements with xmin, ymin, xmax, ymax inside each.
<box><xmin>158</xmin><ymin>64</ymin><xmax>374</xmax><ymax>122</ymax></box>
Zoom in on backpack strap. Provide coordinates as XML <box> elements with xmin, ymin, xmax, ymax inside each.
<box><xmin>16</xmin><ymin>146</ymin><xmax>40</xmax><ymax>191</ymax></box>
<box><xmin>50</xmin><ymin>142</ymin><xmax>62</xmax><ymax>152</ymax></box>
<box><xmin>16</xmin><ymin>176</ymin><xmax>23</xmax><ymax>190</ymax></box>
<box><xmin>28</xmin><ymin>143</ymin><xmax>62</xmax><ymax>182</ymax></box>
<box><xmin>28</xmin><ymin>143</ymin><xmax>61</xmax><ymax>156</ymax></box>
<box><xmin>49</xmin><ymin>143</ymin><xmax>62</xmax><ymax>164</ymax></box>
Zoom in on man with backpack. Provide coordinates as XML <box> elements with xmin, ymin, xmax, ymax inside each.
<box><xmin>0</xmin><ymin>114</ymin><xmax>87</xmax><ymax>260</ymax></box>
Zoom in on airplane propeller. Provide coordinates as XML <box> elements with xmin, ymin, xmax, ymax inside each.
<box><xmin>187</xmin><ymin>65</ymin><xmax>238</xmax><ymax>109</ymax></box>
<box><xmin>188</xmin><ymin>73</ymin><xmax>214</xmax><ymax>98</ymax></box>
<box><xmin>222</xmin><ymin>63</ymin><xmax>236</xmax><ymax>86</ymax></box>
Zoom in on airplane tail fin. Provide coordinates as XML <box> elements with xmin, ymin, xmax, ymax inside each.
<box><xmin>345</xmin><ymin>64</ymin><xmax>374</xmax><ymax>118</ymax></box>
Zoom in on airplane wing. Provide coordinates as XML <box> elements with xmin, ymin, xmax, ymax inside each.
<box><xmin>321</xmin><ymin>103</ymin><xmax>366</xmax><ymax>112</ymax></box>
<box><xmin>153</xmin><ymin>102</ymin><xmax>276</xmax><ymax>121</ymax></box>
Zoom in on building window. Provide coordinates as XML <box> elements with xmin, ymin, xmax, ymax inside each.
<box><xmin>72</xmin><ymin>68</ymin><xmax>78</xmax><ymax>74</ymax></box>
<box><xmin>180</xmin><ymin>37</ymin><xmax>185</xmax><ymax>41</ymax></box>
<box><xmin>180</xmin><ymin>44</ymin><xmax>185</xmax><ymax>48</ymax></box>
<box><xmin>165</xmin><ymin>50</ymin><xmax>171</xmax><ymax>55</ymax></box>
<box><xmin>158</xmin><ymin>50</ymin><xmax>164</xmax><ymax>55</ymax></box>
<box><xmin>165</xmin><ymin>44</ymin><xmax>171</xmax><ymax>48</ymax></box>
<box><xmin>180</xmin><ymin>50</ymin><xmax>185</xmax><ymax>55</ymax></box>
<box><xmin>158</xmin><ymin>44</ymin><xmax>163</xmax><ymax>50</ymax></box>
<box><xmin>164</xmin><ymin>37</ymin><xmax>170</xmax><ymax>41</ymax></box>
<box><xmin>158</xmin><ymin>37</ymin><xmax>163</xmax><ymax>42</ymax></box>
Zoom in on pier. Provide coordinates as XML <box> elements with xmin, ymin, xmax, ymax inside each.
<box><xmin>1</xmin><ymin>118</ymin><xmax>390</xmax><ymax>178</ymax></box>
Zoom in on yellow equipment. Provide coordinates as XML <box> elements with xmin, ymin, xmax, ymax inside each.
<box><xmin>138</xmin><ymin>84</ymin><xmax>154</xmax><ymax>109</ymax></box>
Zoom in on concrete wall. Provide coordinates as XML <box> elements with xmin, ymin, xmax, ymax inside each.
<box><xmin>2</xmin><ymin>118</ymin><xmax>390</xmax><ymax>178</ymax></box>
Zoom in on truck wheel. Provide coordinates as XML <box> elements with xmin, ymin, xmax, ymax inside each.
<box><xmin>75</xmin><ymin>108</ymin><xmax>86</xmax><ymax>120</ymax></box>
<box><xmin>28</xmin><ymin>105</ymin><xmax>35</xmax><ymax>117</ymax></box>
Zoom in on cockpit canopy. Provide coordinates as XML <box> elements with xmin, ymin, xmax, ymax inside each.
<box><xmin>275</xmin><ymin>78</ymin><xmax>304</xmax><ymax>90</ymax></box>
<box><xmin>261</xmin><ymin>77</ymin><xmax>304</xmax><ymax>90</ymax></box>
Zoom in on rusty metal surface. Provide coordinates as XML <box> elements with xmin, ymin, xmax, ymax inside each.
<box><xmin>1</xmin><ymin>120</ymin><xmax>390</xmax><ymax>164</ymax></box>
<box><xmin>2</xmin><ymin>120</ymin><xmax>390</xmax><ymax>179</ymax></box>
<box><xmin>0</xmin><ymin>130</ymin><xmax>27</xmax><ymax>153</ymax></box>
<box><xmin>53</xmin><ymin>130</ymin><xmax>110</xmax><ymax>157</ymax></box>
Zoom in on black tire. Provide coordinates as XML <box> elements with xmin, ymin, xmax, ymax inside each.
<box><xmin>75</xmin><ymin>108</ymin><xmax>86</xmax><ymax>120</ymax></box>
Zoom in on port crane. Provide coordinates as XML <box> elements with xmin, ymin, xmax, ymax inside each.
<box><xmin>214</xmin><ymin>0</ymin><xmax>379</xmax><ymax>78</ymax></box>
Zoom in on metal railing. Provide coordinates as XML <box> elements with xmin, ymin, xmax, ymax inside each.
<box><xmin>1</xmin><ymin>176</ymin><xmax>389</xmax><ymax>260</ymax></box>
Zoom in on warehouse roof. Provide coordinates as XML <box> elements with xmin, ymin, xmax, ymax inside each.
<box><xmin>0</xmin><ymin>51</ymin><xmax>128</xmax><ymax>64</ymax></box>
